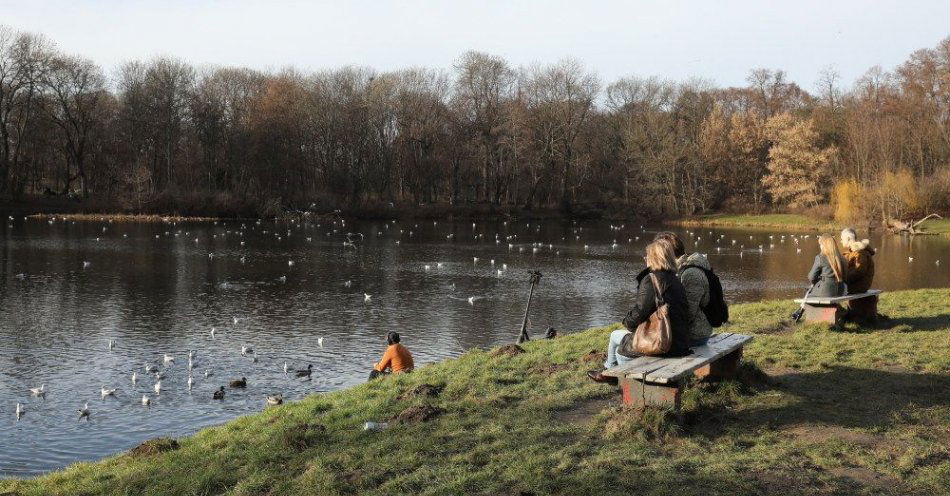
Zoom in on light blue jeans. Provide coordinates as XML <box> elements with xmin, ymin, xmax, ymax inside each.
<box><xmin>604</xmin><ymin>329</ymin><xmax>634</xmax><ymax>369</ymax></box>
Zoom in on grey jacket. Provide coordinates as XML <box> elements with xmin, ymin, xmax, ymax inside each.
<box><xmin>808</xmin><ymin>254</ymin><xmax>846</xmax><ymax>297</ymax></box>
<box><xmin>676</xmin><ymin>253</ymin><xmax>712</xmax><ymax>343</ymax></box>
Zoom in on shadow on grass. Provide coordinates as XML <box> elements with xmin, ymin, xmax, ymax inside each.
<box><xmin>886</xmin><ymin>313</ymin><xmax>950</xmax><ymax>331</ymax></box>
<box><xmin>692</xmin><ymin>366</ymin><xmax>950</xmax><ymax>435</ymax></box>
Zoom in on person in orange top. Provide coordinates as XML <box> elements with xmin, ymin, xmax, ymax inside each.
<box><xmin>368</xmin><ymin>332</ymin><xmax>414</xmax><ymax>380</ymax></box>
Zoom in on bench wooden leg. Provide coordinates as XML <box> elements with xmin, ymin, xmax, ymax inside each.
<box><xmin>803</xmin><ymin>303</ymin><xmax>844</xmax><ymax>325</ymax></box>
<box><xmin>694</xmin><ymin>347</ymin><xmax>742</xmax><ymax>381</ymax></box>
<box><xmin>619</xmin><ymin>378</ymin><xmax>682</xmax><ymax>413</ymax></box>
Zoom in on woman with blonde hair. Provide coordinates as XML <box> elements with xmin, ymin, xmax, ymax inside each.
<box><xmin>807</xmin><ymin>234</ymin><xmax>847</xmax><ymax>298</ymax></box>
<box><xmin>588</xmin><ymin>240</ymin><xmax>691</xmax><ymax>384</ymax></box>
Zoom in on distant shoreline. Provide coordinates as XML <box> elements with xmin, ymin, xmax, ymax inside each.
<box><xmin>665</xmin><ymin>214</ymin><xmax>848</xmax><ymax>233</ymax></box>
<box><xmin>1</xmin><ymin>196</ymin><xmax>621</xmax><ymax>223</ymax></box>
<box><xmin>667</xmin><ymin>213</ymin><xmax>950</xmax><ymax>236</ymax></box>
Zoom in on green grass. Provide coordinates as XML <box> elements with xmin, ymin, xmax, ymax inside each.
<box><xmin>2</xmin><ymin>289</ymin><xmax>949</xmax><ymax>495</ymax></box>
<box><xmin>669</xmin><ymin>214</ymin><xmax>843</xmax><ymax>232</ymax></box>
<box><xmin>917</xmin><ymin>218</ymin><xmax>950</xmax><ymax>235</ymax></box>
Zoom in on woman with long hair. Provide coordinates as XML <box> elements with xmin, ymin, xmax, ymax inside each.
<box><xmin>588</xmin><ymin>240</ymin><xmax>691</xmax><ymax>384</ymax></box>
<box><xmin>808</xmin><ymin>234</ymin><xmax>847</xmax><ymax>297</ymax></box>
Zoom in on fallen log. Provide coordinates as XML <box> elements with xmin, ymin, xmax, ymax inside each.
<box><xmin>885</xmin><ymin>213</ymin><xmax>942</xmax><ymax>235</ymax></box>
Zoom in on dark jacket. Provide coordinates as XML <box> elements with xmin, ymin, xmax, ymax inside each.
<box><xmin>677</xmin><ymin>253</ymin><xmax>713</xmax><ymax>342</ymax></box>
<box><xmin>808</xmin><ymin>253</ymin><xmax>846</xmax><ymax>297</ymax></box>
<box><xmin>844</xmin><ymin>240</ymin><xmax>875</xmax><ymax>294</ymax></box>
<box><xmin>622</xmin><ymin>269</ymin><xmax>691</xmax><ymax>356</ymax></box>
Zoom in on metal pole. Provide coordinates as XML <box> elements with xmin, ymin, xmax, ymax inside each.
<box><xmin>517</xmin><ymin>270</ymin><xmax>542</xmax><ymax>343</ymax></box>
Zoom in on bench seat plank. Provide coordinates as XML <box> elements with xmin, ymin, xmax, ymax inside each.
<box><xmin>794</xmin><ymin>289</ymin><xmax>881</xmax><ymax>305</ymax></box>
<box><xmin>601</xmin><ymin>333</ymin><xmax>732</xmax><ymax>378</ymax></box>
<box><xmin>644</xmin><ymin>334</ymin><xmax>752</xmax><ymax>384</ymax></box>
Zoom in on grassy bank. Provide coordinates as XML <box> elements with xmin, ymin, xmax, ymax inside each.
<box><xmin>917</xmin><ymin>217</ymin><xmax>950</xmax><ymax>235</ymax></box>
<box><xmin>668</xmin><ymin>214</ymin><xmax>847</xmax><ymax>232</ymax></box>
<box><xmin>2</xmin><ymin>289</ymin><xmax>948</xmax><ymax>495</ymax></box>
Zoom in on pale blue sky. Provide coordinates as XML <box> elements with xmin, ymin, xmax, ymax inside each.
<box><xmin>4</xmin><ymin>0</ymin><xmax>949</xmax><ymax>91</ymax></box>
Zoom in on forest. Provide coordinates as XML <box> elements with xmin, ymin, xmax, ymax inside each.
<box><xmin>1</xmin><ymin>25</ymin><xmax>948</xmax><ymax>221</ymax></box>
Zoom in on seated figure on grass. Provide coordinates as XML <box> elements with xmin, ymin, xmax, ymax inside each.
<box><xmin>587</xmin><ymin>239</ymin><xmax>691</xmax><ymax>385</ymax></box>
<box><xmin>840</xmin><ymin>227</ymin><xmax>883</xmax><ymax>324</ymax></box>
<box><xmin>368</xmin><ymin>331</ymin><xmax>414</xmax><ymax>380</ymax></box>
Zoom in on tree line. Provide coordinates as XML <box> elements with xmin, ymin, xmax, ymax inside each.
<box><xmin>1</xmin><ymin>25</ymin><xmax>947</xmax><ymax>220</ymax></box>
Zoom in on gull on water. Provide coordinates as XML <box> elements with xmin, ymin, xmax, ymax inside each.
<box><xmin>30</xmin><ymin>384</ymin><xmax>45</xmax><ymax>396</ymax></box>
<box><xmin>101</xmin><ymin>387</ymin><xmax>117</xmax><ymax>398</ymax></box>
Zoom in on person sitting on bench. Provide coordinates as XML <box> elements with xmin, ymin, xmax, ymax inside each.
<box><xmin>654</xmin><ymin>231</ymin><xmax>716</xmax><ymax>348</ymax></box>
<box><xmin>368</xmin><ymin>331</ymin><xmax>414</xmax><ymax>380</ymax></box>
<box><xmin>807</xmin><ymin>234</ymin><xmax>847</xmax><ymax>298</ymax></box>
<box><xmin>840</xmin><ymin>228</ymin><xmax>882</xmax><ymax>323</ymax></box>
<box><xmin>587</xmin><ymin>239</ymin><xmax>691</xmax><ymax>384</ymax></box>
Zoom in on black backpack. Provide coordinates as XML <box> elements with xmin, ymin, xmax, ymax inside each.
<box><xmin>679</xmin><ymin>264</ymin><xmax>729</xmax><ymax>327</ymax></box>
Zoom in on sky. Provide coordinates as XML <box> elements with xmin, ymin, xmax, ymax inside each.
<box><xmin>3</xmin><ymin>0</ymin><xmax>949</xmax><ymax>92</ymax></box>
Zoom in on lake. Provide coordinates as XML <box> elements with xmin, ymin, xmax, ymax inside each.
<box><xmin>1</xmin><ymin>216</ymin><xmax>947</xmax><ymax>476</ymax></box>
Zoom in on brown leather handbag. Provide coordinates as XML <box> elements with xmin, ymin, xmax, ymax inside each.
<box><xmin>630</xmin><ymin>273</ymin><xmax>673</xmax><ymax>355</ymax></box>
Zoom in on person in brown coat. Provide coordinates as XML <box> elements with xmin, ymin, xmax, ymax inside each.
<box><xmin>840</xmin><ymin>228</ymin><xmax>880</xmax><ymax>323</ymax></box>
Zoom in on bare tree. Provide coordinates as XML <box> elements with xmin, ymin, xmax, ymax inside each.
<box><xmin>43</xmin><ymin>54</ymin><xmax>106</xmax><ymax>197</ymax></box>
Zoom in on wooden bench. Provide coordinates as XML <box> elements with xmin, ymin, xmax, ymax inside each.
<box><xmin>793</xmin><ymin>289</ymin><xmax>882</xmax><ymax>325</ymax></box>
<box><xmin>601</xmin><ymin>332</ymin><xmax>753</xmax><ymax>415</ymax></box>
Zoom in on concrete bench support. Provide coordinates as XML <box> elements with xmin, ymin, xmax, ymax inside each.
<box><xmin>693</xmin><ymin>347</ymin><xmax>742</xmax><ymax>381</ymax></box>
<box><xmin>803</xmin><ymin>303</ymin><xmax>846</xmax><ymax>325</ymax></box>
<box><xmin>621</xmin><ymin>378</ymin><xmax>682</xmax><ymax>410</ymax></box>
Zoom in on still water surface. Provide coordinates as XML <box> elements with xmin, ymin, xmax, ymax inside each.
<box><xmin>1</xmin><ymin>217</ymin><xmax>947</xmax><ymax>476</ymax></box>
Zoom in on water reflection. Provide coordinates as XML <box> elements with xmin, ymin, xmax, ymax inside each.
<box><xmin>1</xmin><ymin>217</ymin><xmax>947</xmax><ymax>475</ymax></box>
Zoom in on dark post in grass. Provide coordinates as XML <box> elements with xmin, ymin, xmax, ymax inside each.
<box><xmin>517</xmin><ymin>270</ymin><xmax>543</xmax><ymax>344</ymax></box>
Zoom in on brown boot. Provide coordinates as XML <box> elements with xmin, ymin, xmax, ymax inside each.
<box><xmin>587</xmin><ymin>369</ymin><xmax>618</xmax><ymax>385</ymax></box>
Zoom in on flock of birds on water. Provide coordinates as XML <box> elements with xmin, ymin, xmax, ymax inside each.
<box><xmin>12</xmin><ymin>326</ymin><xmax>320</xmax><ymax>422</ymax></box>
<box><xmin>4</xmin><ymin>213</ymin><xmax>941</xmax><ymax>425</ymax></box>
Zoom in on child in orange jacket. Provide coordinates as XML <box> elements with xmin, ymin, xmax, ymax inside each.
<box><xmin>369</xmin><ymin>332</ymin><xmax>414</xmax><ymax>380</ymax></box>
